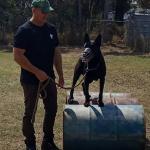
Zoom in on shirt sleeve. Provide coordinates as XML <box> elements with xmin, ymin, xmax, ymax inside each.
<box><xmin>13</xmin><ymin>27</ymin><xmax>28</xmax><ymax>49</ymax></box>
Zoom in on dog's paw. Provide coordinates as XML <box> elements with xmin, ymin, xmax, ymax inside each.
<box><xmin>98</xmin><ymin>101</ymin><xmax>104</xmax><ymax>107</ymax></box>
<box><xmin>84</xmin><ymin>101</ymin><xmax>90</xmax><ymax>107</ymax></box>
<box><xmin>87</xmin><ymin>95</ymin><xmax>91</xmax><ymax>100</ymax></box>
<box><xmin>68</xmin><ymin>98</ymin><xmax>74</xmax><ymax>104</ymax></box>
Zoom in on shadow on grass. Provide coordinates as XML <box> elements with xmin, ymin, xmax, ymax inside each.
<box><xmin>104</xmin><ymin>50</ymin><xmax>150</xmax><ymax>57</ymax></box>
<box><xmin>0</xmin><ymin>45</ymin><xmax>13</xmax><ymax>53</ymax></box>
<box><xmin>60</xmin><ymin>46</ymin><xmax>82</xmax><ymax>54</ymax></box>
<box><xmin>1</xmin><ymin>45</ymin><xmax>149</xmax><ymax>57</ymax></box>
<box><xmin>60</xmin><ymin>45</ymin><xmax>150</xmax><ymax>57</ymax></box>
<box><xmin>138</xmin><ymin>55</ymin><xmax>150</xmax><ymax>59</ymax></box>
<box><xmin>145</xmin><ymin>138</ymin><xmax>150</xmax><ymax>150</ymax></box>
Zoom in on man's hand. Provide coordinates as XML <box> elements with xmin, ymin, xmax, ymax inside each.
<box><xmin>54</xmin><ymin>48</ymin><xmax>64</xmax><ymax>88</ymax></box>
<box><xmin>35</xmin><ymin>70</ymin><xmax>49</xmax><ymax>82</ymax></box>
<box><xmin>58</xmin><ymin>76</ymin><xmax>64</xmax><ymax>88</ymax></box>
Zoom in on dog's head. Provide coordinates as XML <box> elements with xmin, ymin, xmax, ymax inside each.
<box><xmin>81</xmin><ymin>34</ymin><xmax>101</xmax><ymax>63</ymax></box>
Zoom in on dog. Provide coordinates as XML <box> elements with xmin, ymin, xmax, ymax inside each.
<box><xmin>68</xmin><ymin>33</ymin><xmax>106</xmax><ymax>107</ymax></box>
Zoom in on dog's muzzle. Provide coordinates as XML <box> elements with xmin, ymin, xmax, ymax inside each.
<box><xmin>80</xmin><ymin>48</ymin><xmax>94</xmax><ymax>63</ymax></box>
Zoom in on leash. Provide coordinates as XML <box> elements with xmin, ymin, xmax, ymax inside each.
<box><xmin>31</xmin><ymin>79</ymin><xmax>50</xmax><ymax>124</ymax></box>
<box><xmin>49</xmin><ymin>62</ymin><xmax>99</xmax><ymax>89</ymax></box>
<box><xmin>49</xmin><ymin>73</ymin><xmax>87</xmax><ymax>90</ymax></box>
<box><xmin>31</xmin><ymin>74</ymin><xmax>86</xmax><ymax>124</ymax></box>
<box><xmin>85</xmin><ymin>62</ymin><xmax>100</xmax><ymax>72</ymax></box>
<box><xmin>31</xmin><ymin>63</ymin><xmax>99</xmax><ymax>124</ymax></box>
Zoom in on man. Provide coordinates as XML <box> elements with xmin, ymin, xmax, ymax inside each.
<box><xmin>13</xmin><ymin>0</ymin><xmax>64</xmax><ymax>149</ymax></box>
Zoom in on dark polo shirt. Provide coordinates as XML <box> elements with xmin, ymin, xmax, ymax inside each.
<box><xmin>14</xmin><ymin>21</ymin><xmax>59</xmax><ymax>84</ymax></box>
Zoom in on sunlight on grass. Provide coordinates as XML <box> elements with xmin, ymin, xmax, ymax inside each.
<box><xmin>0</xmin><ymin>50</ymin><xmax>150</xmax><ymax>149</ymax></box>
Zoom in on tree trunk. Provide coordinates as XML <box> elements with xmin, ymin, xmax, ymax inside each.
<box><xmin>138</xmin><ymin>0</ymin><xmax>150</xmax><ymax>8</ymax></box>
<box><xmin>77</xmin><ymin>0</ymin><xmax>82</xmax><ymax>25</ymax></box>
<box><xmin>1</xmin><ymin>24</ymin><xmax>7</xmax><ymax>45</ymax></box>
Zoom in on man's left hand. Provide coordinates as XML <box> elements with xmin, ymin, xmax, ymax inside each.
<box><xmin>58</xmin><ymin>76</ymin><xmax>64</xmax><ymax>88</ymax></box>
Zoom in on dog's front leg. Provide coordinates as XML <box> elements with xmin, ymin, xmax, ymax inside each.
<box><xmin>82</xmin><ymin>79</ymin><xmax>91</xmax><ymax>107</ymax></box>
<box><xmin>98</xmin><ymin>78</ymin><xmax>105</xmax><ymax>107</ymax></box>
<box><xmin>68</xmin><ymin>65</ymin><xmax>82</xmax><ymax>104</ymax></box>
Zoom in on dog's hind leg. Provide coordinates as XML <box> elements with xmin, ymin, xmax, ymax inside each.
<box><xmin>98</xmin><ymin>78</ymin><xmax>105</xmax><ymax>107</ymax></box>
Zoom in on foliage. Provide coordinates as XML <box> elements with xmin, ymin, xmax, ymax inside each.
<box><xmin>138</xmin><ymin>0</ymin><xmax>150</xmax><ymax>8</ymax></box>
<box><xmin>0</xmin><ymin>0</ymin><xmax>144</xmax><ymax>45</ymax></box>
<box><xmin>115</xmin><ymin>0</ymin><xmax>131</xmax><ymax>25</ymax></box>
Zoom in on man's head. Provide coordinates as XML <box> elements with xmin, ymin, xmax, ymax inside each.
<box><xmin>31</xmin><ymin>0</ymin><xmax>54</xmax><ymax>25</ymax></box>
<box><xmin>31</xmin><ymin>0</ymin><xmax>54</xmax><ymax>13</ymax></box>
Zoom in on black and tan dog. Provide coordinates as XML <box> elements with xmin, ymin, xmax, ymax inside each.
<box><xmin>68</xmin><ymin>33</ymin><xmax>106</xmax><ymax>107</ymax></box>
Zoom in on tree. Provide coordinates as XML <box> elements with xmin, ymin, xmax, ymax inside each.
<box><xmin>115</xmin><ymin>0</ymin><xmax>131</xmax><ymax>25</ymax></box>
<box><xmin>138</xmin><ymin>0</ymin><xmax>150</xmax><ymax>8</ymax></box>
<box><xmin>0</xmin><ymin>0</ymin><xmax>133</xmax><ymax>46</ymax></box>
<box><xmin>0</xmin><ymin>0</ymin><xmax>32</xmax><ymax>44</ymax></box>
<box><xmin>0</xmin><ymin>0</ymin><xmax>12</xmax><ymax>43</ymax></box>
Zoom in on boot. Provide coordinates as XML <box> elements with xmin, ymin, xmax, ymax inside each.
<box><xmin>26</xmin><ymin>144</ymin><xmax>36</xmax><ymax>150</ymax></box>
<box><xmin>25</xmin><ymin>139</ymin><xmax>36</xmax><ymax>150</ymax></box>
<box><xmin>41</xmin><ymin>139</ymin><xmax>59</xmax><ymax>150</ymax></box>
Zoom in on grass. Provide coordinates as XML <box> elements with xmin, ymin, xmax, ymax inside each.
<box><xmin>0</xmin><ymin>47</ymin><xmax>150</xmax><ymax>150</ymax></box>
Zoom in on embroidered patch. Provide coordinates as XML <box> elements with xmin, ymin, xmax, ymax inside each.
<box><xmin>50</xmin><ymin>33</ymin><xmax>53</xmax><ymax>39</ymax></box>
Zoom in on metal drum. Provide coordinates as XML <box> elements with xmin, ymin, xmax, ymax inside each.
<box><xmin>63</xmin><ymin>104</ymin><xmax>146</xmax><ymax>150</ymax></box>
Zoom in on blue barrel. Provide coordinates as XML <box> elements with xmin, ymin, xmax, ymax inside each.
<box><xmin>63</xmin><ymin>105</ymin><xmax>146</xmax><ymax>150</ymax></box>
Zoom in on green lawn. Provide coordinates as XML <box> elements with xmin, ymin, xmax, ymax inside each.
<box><xmin>0</xmin><ymin>48</ymin><xmax>150</xmax><ymax>149</ymax></box>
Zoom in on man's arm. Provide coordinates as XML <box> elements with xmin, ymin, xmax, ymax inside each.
<box><xmin>13</xmin><ymin>47</ymin><xmax>49</xmax><ymax>82</ymax></box>
<box><xmin>54</xmin><ymin>48</ymin><xmax>64</xmax><ymax>87</ymax></box>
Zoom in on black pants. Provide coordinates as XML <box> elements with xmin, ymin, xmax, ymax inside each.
<box><xmin>21</xmin><ymin>81</ymin><xmax>57</xmax><ymax>145</ymax></box>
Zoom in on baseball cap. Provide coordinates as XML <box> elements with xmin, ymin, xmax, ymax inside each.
<box><xmin>31</xmin><ymin>0</ymin><xmax>54</xmax><ymax>13</ymax></box>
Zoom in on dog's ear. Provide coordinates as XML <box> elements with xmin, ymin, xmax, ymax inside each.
<box><xmin>94</xmin><ymin>34</ymin><xmax>101</xmax><ymax>48</ymax></box>
<box><xmin>84</xmin><ymin>33</ymin><xmax>91</xmax><ymax>48</ymax></box>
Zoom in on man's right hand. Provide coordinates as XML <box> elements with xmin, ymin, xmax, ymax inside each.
<box><xmin>35</xmin><ymin>70</ymin><xmax>49</xmax><ymax>82</ymax></box>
